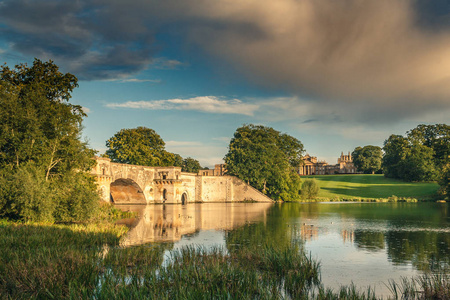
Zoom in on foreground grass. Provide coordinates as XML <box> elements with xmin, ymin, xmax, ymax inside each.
<box><xmin>1</xmin><ymin>220</ymin><xmax>449</xmax><ymax>299</ymax></box>
<box><xmin>303</xmin><ymin>174</ymin><xmax>440</xmax><ymax>200</ymax></box>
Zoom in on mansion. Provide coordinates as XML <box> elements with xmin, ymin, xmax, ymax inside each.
<box><xmin>299</xmin><ymin>152</ymin><xmax>358</xmax><ymax>175</ymax></box>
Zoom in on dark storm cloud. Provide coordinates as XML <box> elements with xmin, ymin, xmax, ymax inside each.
<box><xmin>0</xmin><ymin>0</ymin><xmax>155</xmax><ymax>80</ymax></box>
<box><xmin>1</xmin><ymin>0</ymin><xmax>450</xmax><ymax>122</ymax></box>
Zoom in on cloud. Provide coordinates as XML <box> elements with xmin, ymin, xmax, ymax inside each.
<box><xmin>118</xmin><ymin>78</ymin><xmax>162</xmax><ymax>84</ymax></box>
<box><xmin>105</xmin><ymin>96</ymin><xmax>259</xmax><ymax>116</ymax></box>
<box><xmin>165</xmin><ymin>141</ymin><xmax>202</xmax><ymax>147</ymax></box>
<box><xmin>212</xmin><ymin>137</ymin><xmax>231</xmax><ymax>143</ymax></box>
<box><xmin>81</xmin><ymin>106</ymin><xmax>91</xmax><ymax>114</ymax></box>
<box><xmin>150</xmin><ymin>57</ymin><xmax>187</xmax><ymax>69</ymax></box>
<box><xmin>184</xmin><ymin>0</ymin><xmax>450</xmax><ymax>122</ymax></box>
<box><xmin>2</xmin><ymin>0</ymin><xmax>450</xmax><ymax>122</ymax></box>
<box><xmin>0</xmin><ymin>0</ymin><xmax>155</xmax><ymax>80</ymax></box>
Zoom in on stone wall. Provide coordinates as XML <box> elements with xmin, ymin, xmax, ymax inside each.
<box><xmin>91</xmin><ymin>157</ymin><xmax>273</xmax><ymax>204</ymax></box>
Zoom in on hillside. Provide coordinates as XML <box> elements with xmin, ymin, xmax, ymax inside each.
<box><xmin>303</xmin><ymin>174</ymin><xmax>439</xmax><ymax>200</ymax></box>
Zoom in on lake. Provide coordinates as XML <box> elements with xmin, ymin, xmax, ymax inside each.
<box><xmin>116</xmin><ymin>202</ymin><xmax>450</xmax><ymax>297</ymax></box>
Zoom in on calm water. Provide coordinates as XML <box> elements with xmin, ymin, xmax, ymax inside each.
<box><xmin>116</xmin><ymin>202</ymin><xmax>450</xmax><ymax>297</ymax></box>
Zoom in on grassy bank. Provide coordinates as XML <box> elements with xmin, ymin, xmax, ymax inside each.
<box><xmin>1</xmin><ymin>220</ymin><xmax>449</xmax><ymax>299</ymax></box>
<box><xmin>303</xmin><ymin>174</ymin><xmax>440</xmax><ymax>201</ymax></box>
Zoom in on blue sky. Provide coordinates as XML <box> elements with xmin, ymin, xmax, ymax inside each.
<box><xmin>1</xmin><ymin>0</ymin><xmax>450</xmax><ymax>167</ymax></box>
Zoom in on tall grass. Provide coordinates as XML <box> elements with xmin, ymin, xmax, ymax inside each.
<box><xmin>1</xmin><ymin>220</ymin><xmax>449</xmax><ymax>299</ymax></box>
<box><xmin>388</xmin><ymin>273</ymin><xmax>450</xmax><ymax>299</ymax></box>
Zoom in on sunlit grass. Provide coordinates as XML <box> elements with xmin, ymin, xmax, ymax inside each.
<box><xmin>304</xmin><ymin>174</ymin><xmax>439</xmax><ymax>200</ymax></box>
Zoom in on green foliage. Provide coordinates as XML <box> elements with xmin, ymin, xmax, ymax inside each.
<box><xmin>382</xmin><ymin>135</ymin><xmax>410</xmax><ymax>179</ymax></box>
<box><xmin>181</xmin><ymin>157</ymin><xmax>202</xmax><ymax>173</ymax></box>
<box><xmin>438</xmin><ymin>159</ymin><xmax>450</xmax><ymax>200</ymax></box>
<box><xmin>173</xmin><ymin>153</ymin><xmax>183</xmax><ymax>167</ymax></box>
<box><xmin>382</xmin><ymin>124</ymin><xmax>447</xmax><ymax>182</ymax></box>
<box><xmin>407</xmin><ymin>124</ymin><xmax>450</xmax><ymax>167</ymax></box>
<box><xmin>105</xmin><ymin>126</ymin><xmax>176</xmax><ymax>166</ymax></box>
<box><xmin>224</xmin><ymin>124</ymin><xmax>304</xmax><ymax>201</ymax></box>
<box><xmin>301</xmin><ymin>179</ymin><xmax>320</xmax><ymax>199</ymax></box>
<box><xmin>352</xmin><ymin>145</ymin><xmax>382</xmax><ymax>174</ymax></box>
<box><xmin>0</xmin><ymin>163</ymin><xmax>53</xmax><ymax>221</ymax></box>
<box><xmin>0</xmin><ymin>59</ymin><xmax>99</xmax><ymax>222</ymax></box>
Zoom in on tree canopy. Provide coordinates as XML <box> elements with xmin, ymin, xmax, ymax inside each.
<box><xmin>382</xmin><ymin>124</ymin><xmax>449</xmax><ymax>183</ymax></box>
<box><xmin>182</xmin><ymin>157</ymin><xmax>202</xmax><ymax>173</ymax></box>
<box><xmin>0</xmin><ymin>59</ymin><xmax>99</xmax><ymax>222</ymax></box>
<box><xmin>352</xmin><ymin>145</ymin><xmax>382</xmax><ymax>174</ymax></box>
<box><xmin>224</xmin><ymin>124</ymin><xmax>303</xmax><ymax>201</ymax></box>
<box><xmin>105</xmin><ymin>127</ymin><xmax>204</xmax><ymax>172</ymax></box>
<box><xmin>105</xmin><ymin>127</ymin><xmax>176</xmax><ymax>166</ymax></box>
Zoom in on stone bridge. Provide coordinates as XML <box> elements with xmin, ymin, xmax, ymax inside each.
<box><xmin>90</xmin><ymin>157</ymin><xmax>273</xmax><ymax>204</ymax></box>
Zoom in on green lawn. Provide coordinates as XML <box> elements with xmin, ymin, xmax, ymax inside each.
<box><xmin>304</xmin><ymin>174</ymin><xmax>439</xmax><ymax>199</ymax></box>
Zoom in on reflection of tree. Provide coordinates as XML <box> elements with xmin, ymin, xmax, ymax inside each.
<box><xmin>385</xmin><ymin>231</ymin><xmax>450</xmax><ymax>272</ymax></box>
<box><xmin>354</xmin><ymin>230</ymin><xmax>385</xmax><ymax>251</ymax></box>
<box><xmin>225</xmin><ymin>204</ymin><xmax>300</xmax><ymax>252</ymax></box>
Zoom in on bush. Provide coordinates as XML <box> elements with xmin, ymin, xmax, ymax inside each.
<box><xmin>301</xmin><ymin>179</ymin><xmax>320</xmax><ymax>199</ymax></box>
<box><xmin>0</xmin><ymin>163</ymin><xmax>100</xmax><ymax>223</ymax></box>
<box><xmin>0</xmin><ymin>163</ymin><xmax>54</xmax><ymax>222</ymax></box>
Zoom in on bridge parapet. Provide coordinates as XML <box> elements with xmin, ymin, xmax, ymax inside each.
<box><xmin>90</xmin><ymin>157</ymin><xmax>273</xmax><ymax>204</ymax></box>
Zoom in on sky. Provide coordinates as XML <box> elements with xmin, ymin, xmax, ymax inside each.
<box><xmin>1</xmin><ymin>0</ymin><xmax>450</xmax><ymax>167</ymax></box>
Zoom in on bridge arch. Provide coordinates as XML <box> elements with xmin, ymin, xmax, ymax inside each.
<box><xmin>162</xmin><ymin>189</ymin><xmax>168</xmax><ymax>202</ymax></box>
<box><xmin>110</xmin><ymin>178</ymin><xmax>146</xmax><ymax>204</ymax></box>
<box><xmin>181</xmin><ymin>192</ymin><xmax>188</xmax><ymax>205</ymax></box>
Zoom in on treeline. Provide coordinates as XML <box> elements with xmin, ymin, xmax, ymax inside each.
<box><xmin>353</xmin><ymin>124</ymin><xmax>450</xmax><ymax>200</ymax></box>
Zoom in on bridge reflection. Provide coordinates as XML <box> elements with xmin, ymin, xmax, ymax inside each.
<box><xmin>116</xmin><ymin>202</ymin><xmax>273</xmax><ymax>246</ymax></box>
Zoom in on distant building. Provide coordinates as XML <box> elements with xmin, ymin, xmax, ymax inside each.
<box><xmin>198</xmin><ymin>164</ymin><xmax>227</xmax><ymax>176</ymax></box>
<box><xmin>299</xmin><ymin>152</ymin><xmax>358</xmax><ymax>175</ymax></box>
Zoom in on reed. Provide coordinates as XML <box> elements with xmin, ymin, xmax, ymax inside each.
<box><xmin>2</xmin><ymin>220</ymin><xmax>449</xmax><ymax>299</ymax></box>
<box><xmin>388</xmin><ymin>273</ymin><xmax>450</xmax><ymax>299</ymax></box>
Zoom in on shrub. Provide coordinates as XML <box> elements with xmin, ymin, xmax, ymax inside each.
<box><xmin>0</xmin><ymin>163</ymin><xmax>100</xmax><ymax>223</ymax></box>
<box><xmin>301</xmin><ymin>179</ymin><xmax>320</xmax><ymax>199</ymax></box>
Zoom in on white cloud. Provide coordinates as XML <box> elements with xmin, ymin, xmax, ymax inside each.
<box><xmin>81</xmin><ymin>106</ymin><xmax>91</xmax><ymax>114</ymax></box>
<box><xmin>151</xmin><ymin>57</ymin><xmax>187</xmax><ymax>69</ymax></box>
<box><xmin>119</xmin><ymin>78</ymin><xmax>162</xmax><ymax>83</ymax></box>
<box><xmin>165</xmin><ymin>141</ymin><xmax>202</xmax><ymax>147</ymax></box>
<box><xmin>212</xmin><ymin>137</ymin><xmax>231</xmax><ymax>143</ymax></box>
<box><xmin>105</xmin><ymin>96</ymin><xmax>259</xmax><ymax>116</ymax></box>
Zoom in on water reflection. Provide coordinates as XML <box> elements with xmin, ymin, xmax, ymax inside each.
<box><xmin>115</xmin><ymin>202</ymin><xmax>450</xmax><ymax>297</ymax></box>
<box><xmin>116</xmin><ymin>202</ymin><xmax>273</xmax><ymax>246</ymax></box>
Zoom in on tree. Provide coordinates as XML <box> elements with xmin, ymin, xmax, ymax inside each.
<box><xmin>382</xmin><ymin>125</ymin><xmax>447</xmax><ymax>182</ymax></box>
<box><xmin>438</xmin><ymin>159</ymin><xmax>450</xmax><ymax>200</ymax></box>
<box><xmin>182</xmin><ymin>157</ymin><xmax>202</xmax><ymax>173</ymax></box>
<box><xmin>105</xmin><ymin>127</ymin><xmax>175</xmax><ymax>166</ymax></box>
<box><xmin>407</xmin><ymin>124</ymin><xmax>450</xmax><ymax>168</ymax></box>
<box><xmin>173</xmin><ymin>153</ymin><xmax>183</xmax><ymax>168</ymax></box>
<box><xmin>382</xmin><ymin>135</ymin><xmax>410</xmax><ymax>179</ymax></box>
<box><xmin>0</xmin><ymin>59</ymin><xmax>98</xmax><ymax>222</ymax></box>
<box><xmin>352</xmin><ymin>145</ymin><xmax>382</xmax><ymax>174</ymax></box>
<box><xmin>224</xmin><ymin>124</ymin><xmax>303</xmax><ymax>201</ymax></box>
<box><xmin>301</xmin><ymin>179</ymin><xmax>320</xmax><ymax>199</ymax></box>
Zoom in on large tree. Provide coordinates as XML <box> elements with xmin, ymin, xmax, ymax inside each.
<box><xmin>407</xmin><ymin>124</ymin><xmax>450</xmax><ymax>168</ymax></box>
<box><xmin>105</xmin><ymin>127</ymin><xmax>176</xmax><ymax>166</ymax></box>
<box><xmin>224</xmin><ymin>124</ymin><xmax>303</xmax><ymax>201</ymax></box>
<box><xmin>382</xmin><ymin>135</ymin><xmax>410</xmax><ymax>179</ymax></box>
<box><xmin>382</xmin><ymin>124</ymin><xmax>445</xmax><ymax>182</ymax></box>
<box><xmin>352</xmin><ymin>145</ymin><xmax>382</xmax><ymax>174</ymax></box>
<box><xmin>0</xmin><ymin>59</ymin><xmax>98</xmax><ymax>222</ymax></box>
